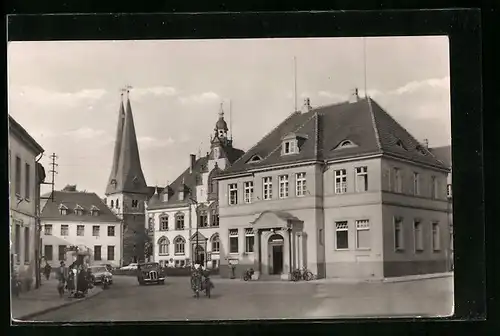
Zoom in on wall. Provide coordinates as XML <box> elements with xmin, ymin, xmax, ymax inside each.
<box><xmin>41</xmin><ymin>220</ymin><xmax>122</xmax><ymax>268</ymax></box>
<box><xmin>9</xmin><ymin>132</ymin><xmax>39</xmax><ymax>289</ymax></box>
<box><xmin>322</xmin><ymin>158</ymin><xmax>384</xmax><ymax>279</ymax></box>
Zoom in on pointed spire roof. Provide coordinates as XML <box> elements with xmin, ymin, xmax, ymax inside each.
<box><xmin>105</xmin><ymin>90</ymin><xmax>148</xmax><ymax>195</ymax></box>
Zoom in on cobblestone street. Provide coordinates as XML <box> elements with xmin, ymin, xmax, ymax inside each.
<box><xmin>26</xmin><ymin>275</ymin><xmax>454</xmax><ymax>321</ymax></box>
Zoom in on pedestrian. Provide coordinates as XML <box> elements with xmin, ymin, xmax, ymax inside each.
<box><xmin>44</xmin><ymin>262</ymin><xmax>52</xmax><ymax>280</ymax></box>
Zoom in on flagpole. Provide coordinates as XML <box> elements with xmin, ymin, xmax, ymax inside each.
<box><xmin>294</xmin><ymin>56</ymin><xmax>298</xmax><ymax>112</ymax></box>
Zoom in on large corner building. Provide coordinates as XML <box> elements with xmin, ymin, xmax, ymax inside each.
<box><xmin>104</xmin><ymin>91</ymin><xmax>157</xmax><ymax>264</ymax></box>
<box><xmin>214</xmin><ymin>95</ymin><xmax>452</xmax><ymax>280</ymax></box>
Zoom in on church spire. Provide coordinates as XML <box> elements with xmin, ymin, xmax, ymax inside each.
<box><xmin>105</xmin><ymin>92</ymin><xmax>125</xmax><ymax>195</ymax></box>
<box><xmin>105</xmin><ymin>88</ymin><xmax>148</xmax><ymax>196</ymax></box>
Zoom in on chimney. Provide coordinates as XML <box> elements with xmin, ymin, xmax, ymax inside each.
<box><xmin>189</xmin><ymin>154</ymin><xmax>196</xmax><ymax>173</ymax></box>
<box><xmin>349</xmin><ymin>88</ymin><xmax>359</xmax><ymax>103</ymax></box>
<box><xmin>301</xmin><ymin>98</ymin><xmax>312</xmax><ymax>113</ymax></box>
<box><xmin>423</xmin><ymin>139</ymin><xmax>429</xmax><ymax>148</ymax></box>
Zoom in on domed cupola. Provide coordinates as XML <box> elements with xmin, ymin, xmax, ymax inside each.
<box><xmin>214</xmin><ymin>102</ymin><xmax>229</xmax><ymax>140</ymax></box>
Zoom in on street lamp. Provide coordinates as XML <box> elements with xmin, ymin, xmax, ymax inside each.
<box><xmin>188</xmin><ymin>196</ymin><xmax>203</xmax><ymax>267</ymax></box>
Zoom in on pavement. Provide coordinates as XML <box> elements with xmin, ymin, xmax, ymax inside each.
<box><xmin>11</xmin><ymin>276</ymin><xmax>103</xmax><ymax>322</ymax></box>
<box><xmin>27</xmin><ymin>274</ymin><xmax>455</xmax><ymax>321</ymax></box>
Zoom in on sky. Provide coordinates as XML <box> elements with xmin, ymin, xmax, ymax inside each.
<box><xmin>7</xmin><ymin>36</ymin><xmax>451</xmax><ymax>198</ymax></box>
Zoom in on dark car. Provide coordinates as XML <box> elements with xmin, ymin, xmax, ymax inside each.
<box><xmin>137</xmin><ymin>262</ymin><xmax>165</xmax><ymax>285</ymax></box>
<box><xmin>89</xmin><ymin>265</ymin><xmax>113</xmax><ymax>285</ymax></box>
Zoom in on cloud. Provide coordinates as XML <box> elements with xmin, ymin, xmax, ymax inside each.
<box><xmin>178</xmin><ymin>91</ymin><xmax>220</xmax><ymax>105</ymax></box>
<box><xmin>131</xmin><ymin>86</ymin><xmax>178</xmax><ymax>99</ymax></box>
<box><xmin>138</xmin><ymin>136</ymin><xmax>175</xmax><ymax>149</ymax></box>
<box><xmin>10</xmin><ymin>85</ymin><xmax>107</xmax><ymax>107</ymax></box>
<box><xmin>63</xmin><ymin>127</ymin><xmax>107</xmax><ymax>140</ymax></box>
<box><xmin>388</xmin><ymin>76</ymin><xmax>450</xmax><ymax>96</ymax></box>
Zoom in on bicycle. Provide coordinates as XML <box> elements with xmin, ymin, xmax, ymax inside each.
<box><xmin>291</xmin><ymin>267</ymin><xmax>316</xmax><ymax>281</ymax></box>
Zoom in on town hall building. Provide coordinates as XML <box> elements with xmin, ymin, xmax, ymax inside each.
<box><xmin>146</xmin><ymin>104</ymin><xmax>244</xmax><ymax>269</ymax></box>
<box><xmin>214</xmin><ymin>94</ymin><xmax>452</xmax><ymax>280</ymax></box>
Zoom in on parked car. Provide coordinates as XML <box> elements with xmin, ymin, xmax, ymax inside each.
<box><xmin>137</xmin><ymin>262</ymin><xmax>165</xmax><ymax>285</ymax></box>
<box><xmin>120</xmin><ymin>263</ymin><xmax>138</xmax><ymax>271</ymax></box>
<box><xmin>89</xmin><ymin>265</ymin><xmax>113</xmax><ymax>285</ymax></box>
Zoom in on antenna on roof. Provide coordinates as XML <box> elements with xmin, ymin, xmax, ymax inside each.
<box><xmin>294</xmin><ymin>56</ymin><xmax>298</xmax><ymax>112</ymax></box>
<box><xmin>363</xmin><ymin>37</ymin><xmax>368</xmax><ymax>98</ymax></box>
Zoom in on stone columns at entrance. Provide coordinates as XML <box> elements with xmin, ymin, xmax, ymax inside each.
<box><xmin>252</xmin><ymin>229</ymin><xmax>261</xmax><ymax>280</ymax></box>
<box><xmin>279</xmin><ymin>226</ymin><xmax>292</xmax><ymax>281</ymax></box>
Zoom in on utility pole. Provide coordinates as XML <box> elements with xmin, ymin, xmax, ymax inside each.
<box><xmin>48</xmin><ymin>153</ymin><xmax>58</xmax><ymax>201</ymax></box>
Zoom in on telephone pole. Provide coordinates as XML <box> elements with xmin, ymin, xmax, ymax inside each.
<box><xmin>48</xmin><ymin>153</ymin><xmax>58</xmax><ymax>200</ymax></box>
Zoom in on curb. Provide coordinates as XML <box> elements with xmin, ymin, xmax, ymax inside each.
<box><xmin>13</xmin><ymin>288</ymin><xmax>104</xmax><ymax>321</ymax></box>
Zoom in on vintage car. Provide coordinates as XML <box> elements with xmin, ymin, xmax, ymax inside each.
<box><xmin>89</xmin><ymin>265</ymin><xmax>113</xmax><ymax>285</ymax></box>
<box><xmin>137</xmin><ymin>262</ymin><xmax>165</xmax><ymax>285</ymax></box>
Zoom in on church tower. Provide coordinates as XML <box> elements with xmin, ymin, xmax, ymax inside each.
<box><xmin>208</xmin><ymin>102</ymin><xmax>233</xmax><ymax>172</ymax></box>
<box><xmin>105</xmin><ymin>88</ymin><xmax>153</xmax><ymax>265</ymax></box>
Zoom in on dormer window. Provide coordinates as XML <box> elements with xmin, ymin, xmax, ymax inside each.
<box><xmin>74</xmin><ymin>204</ymin><xmax>84</xmax><ymax>216</ymax></box>
<box><xmin>282</xmin><ymin>140</ymin><xmax>298</xmax><ymax>155</ymax></box>
<box><xmin>334</xmin><ymin>139</ymin><xmax>358</xmax><ymax>150</ymax></box>
<box><xmin>340</xmin><ymin>140</ymin><xmax>353</xmax><ymax>148</ymax></box>
<box><xmin>131</xmin><ymin>200</ymin><xmax>139</xmax><ymax>208</ymax></box>
<box><xmin>396</xmin><ymin>140</ymin><xmax>407</xmax><ymax>150</ymax></box>
<box><xmin>416</xmin><ymin>145</ymin><xmax>427</xmax><ymax>155</ymax></box>
<box><xmin>58</xmin><ymin>204</ymin><xmax>68</xmax><ymax>216</ymax></box>
<box><xmin>162</xmin><ymin>193</ymin><xmax>169</xmax><ymax>202</ymax></box>
<box><xmin>90</xmin><ymin>205</ymin><xmax>100</xmax><ymax>216</ymax></box>
<box><xmin>249</xmin><ymin>155</ymin><xmax>262</xmax><ymax>163</ymax></box>
<box><xmin>110</xmin><ymin>179</ymin><xmax>117</xmax><ymax>188</ymax></box>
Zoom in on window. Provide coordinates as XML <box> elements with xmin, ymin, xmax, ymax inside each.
<box><xmin>244</xmin><ymin>181</ymin><xmax>254</xmax><ymax>203</ymax></box>
<box><xmin>94</xmin><ymin>246</ymin><xmax>102</xmax><ymax>260</ymax></box>
<box><xmin>44</xmin><ymin>245</ymin><xmax>53</xmax><ymax>261</ymax></box>
<box><xmin>211</xmin><ymin>210</ymin><xmax>219</xmax><ymax>227</ymax></box>
<box><xmin>59</xmin><ymin>204</ymin><xmax>68</xmax><ymax>216</ymax></box>
<box><xmin>158</xmin><ymin>237</ymin><xmax>169</xmax><ymax>255</ymax></box>
<box><xmin>355</xmin><ymin>220</ymin><xmax>370</xmax><ymax>249</ymax></box>
<box><xmin>199</xmin><ymin>210</ymin><xmax>208</xmax><ymax>228</ymax></box>
<box><xmin>393</xmin><ymin>168</ymin><xmax>402</xmax><ymax>193</ymax></box>
<box><xmin>15</xmin><ymin>156</ymin><xmax>21</xmax><ymax>195</ymax></box>
<box><xmin>355</xmin><ymin>166</ymin><xmax>368</xmax><ymax>192</ymax></box>
<box><xmin>58</xmin><ymin>245</ymin><xmax>66</xmax><ymax>261</ymax></box>
<box><xmin>432</xmin><ymin>222</ymin><xmax>441</xmax><ymax>251</ymax></box>
<box><xmin>414</xmin><ymin>220</ymin><xmax>423</xmax><ymax>252</ymax></box>
<box><xmin>92</xmin><ymin>225</ymin><xmax>100</xmax><ymax>237</ymax></box>
<box><xmin>447</xmin><ymin>184</ymin><xmax>452</xmax><ymax>198</ymax></box>
<box><xmin>174</xmin><ymin>236</ymin><xmax>185</xmax><ymax>255</ymax></box>
<box><xmin>131</xmin><ymin>200</ymin><xmax>139</xmax><ymax>208</ymax></box>
<box><xmin>245</xmin><ymin>228</ymin><xmax>254</xmax><ymax>253</ymax></box>
<box><xmin>335</xmin><ymin>221</ymin><xmax>349</xmax><ymax>250</ymax></box>
<box><xmin>44</xmin><ymin>224</ymin><xmax>53</xmax><ymax>236</ymax></box>
<box><xmin>394</xmin><ymin>217</ymin><xmax>404</xmax><ymax>251</ymax></box>
<box><xmin>107</xmin><ymin>226</ymin><xmax>115</xmax><ymax>237</ymax></box>
<box><xmin>107</xmin><ymin>246</ymin><xmax>115</xmax><ymax>260</ymax></box>
<box><xmin>319</xmin><ymin>229</ymin><xmax>324</xmax><ymax>246</ymax></box>
<box><xmin>263</xmin><ymin>177</ymin><xmax>273</xmax><ymax>200</ymax></box>
<box><xmin>282</xmin><ymin>140</ymin><xmax>297</xmax><ymax>155</ymax></box>
<box><xmin>162</xmin><ymin>194</ymin><xmax>169</xmax><ymax>202</ymax></box>
<box><xmin>211</xmin><ymin>235</ymin><xmax>220</xmax><ymax>253</ymax></box>
<box><xmin>14</xmin><ymin>223</ymin><xmax>20</xmax><ymax>263</ymax></box>
<box><xmin>90</xmin><ymin>206</ymin><xmax>99</xmax><ymax>216</ymax></box>
<box><xmin>25</xmin><ymin>163</ymin><xmax>30</xmax><ymax>200</ymax></box>
<box><xmin>334</xmin><ymin>169</ymin><xmax>347</xmax><ymax>194</ymax></box>
<box><xmin>160</xmin><ymin>215</ymin><xmax>169</xmax><ymax>231</ymax></box>
<box><xmin>148</xmin><ymin>218</ymin><xmax>154</xmax><ymax>232</ymax></box>
<box><xmin>229</xmin><ymin>229</ymin><xmax>239</xmax><ymax>254</ymax></box>
<box><xmin>77</xmin><ymin>225</ymin><xmax>85</xmax><ymax>236</ymax></box>
<box><xmin>296</xmin><ymin>172</ymin><xmax>307</xmax><ymax>197</ymax></box>
<box><xmin>175</xmin><ymin>213</ymin><xmax>185</xmax><ymax>230</ymax></box>
<box><xmin>228</xmin><ymin>183</ymin><xmax>238</xmax><ymax>205</ymax></box>
<box><xmin>110</xmin><ymin>200</ymin><xmax>114</xmax><ymax>208</ymax></box>
<box><xmin>24</xmin><ymin>227</ymin><xmax>30</xmax><ymax>263</ymax></box>
<box><xmin>60</xmin><ymin>225</ymin><xmax>69</xmax><ymax>236</ymax></box>
<box><xmin>431</xmin><ymin>176</ymin><xmax>438</xmax><ymax>199</ymax></box>
<box><xmin>279</xmin><ymin>175</ymin><xmax>289</xmax><ymax>198</ymax></box>
<box><xmin>115</xmin><ymin>199</ymin><xmax>120</xmax><ymax>209</ymax></box>
<box><xmin>413</xmin><ymin>172</ymin><xmax>420</xmax><ymax>196</ymax></box>
<box><xmin>340</xmin><ymin>140</ymin><xmax>354</xmax><ymax>148</ymax></box>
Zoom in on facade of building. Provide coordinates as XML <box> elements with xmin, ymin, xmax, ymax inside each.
<box><xmin>214</xmin><ymin>96</ymin><xmax>451</xmax><ymax>280</ymax></box>
<box><xmin>429</xmin><ymin>145</ymin><xmax>453</xmax><ymax>269</ymax></box>
<box><xmin>9</xmin><ymin>116</ymin><xmax>46</xmax><ymax>290</ymax></box>
<box><xmin>146</xmin><ymin>105</ymin><xmax>244</xmax><ymax>269</ymax></box>
<box><xmin>104</xmin><ymin>91</ymin><xmax>158</xmax><ymax>265</ymax></box>
<box><xmin>40</xmin><ymin>189</ymin><xmax>123</xmax><ymax>268</ymax></box>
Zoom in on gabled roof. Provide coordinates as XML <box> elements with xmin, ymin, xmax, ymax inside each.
<box><xmin>9</xmin><ymin>115</ymin><xmax>45</xmax><ymax>155</ymax></box>
<box><xmin>221</xmin><ymin>98</ymin><xmax>448</xmax><ymax>176</ymax></box>
<box><xmin>41</xmin><ymin>191</ymin><xmax>121</xmax><ymax>223</ymax></box>
<box><xmin>429</xmin><ymin>145</ymin><xmax>452</xmax><ymax>168</ymax></box>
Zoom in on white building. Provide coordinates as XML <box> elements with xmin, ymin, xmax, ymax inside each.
<box><xmin>9</xmin><ymin>116</ymin><xmax>46</xmax><ymax>290</ymax></box>
<box><xmin>40</xmin><ymin>188</ymin><xmax>123</xmax><ymax>268</ymax></box>
<box><xmin>146</xmin><ymin>105</ymin><xmax>244</xmax><ymax>268</ymax></box>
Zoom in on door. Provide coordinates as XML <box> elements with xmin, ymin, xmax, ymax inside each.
<box><xmin>272</xmin><ymin>245</ymin><xmax>283</xmax><ymax>274</ymax></box>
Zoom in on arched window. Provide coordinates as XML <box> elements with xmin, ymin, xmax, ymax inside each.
<box><xmin>110</xmin><ymin>200</ymin><xmax>114</xmax><ymax>208</ymax></box>
<box><xmin>157</xmin><ymin>237</ymin><xmax>170</xmax><ymax>256</ymax></box>
<box><xmin>208</xmin><ymin>202</ymin><xmax>219</xmax><ymax>227</ymax></box>
<box><xmin>174</xmin><ymin>236</ymin><xmax>186</xmax><ymax>255</ymax></box>
<box><xmin>340</xmin><ymin>140</ymin><xmax>353</xmax><ymax>147</ymax></box>
<box><xmin>211</xmin><ymin>234</ymin><xmax>220</xmax><ymax>253</ymax></box>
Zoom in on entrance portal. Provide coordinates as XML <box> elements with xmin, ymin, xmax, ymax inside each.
<box><xmin>194</xmin><ymin>245</ymin><xmax>205</xmax><ymax>266</ymax></box>
<box><xmin>268</xmin><ymin>234</ymin><xmax>284</xmax><ymax>275</ymax></box>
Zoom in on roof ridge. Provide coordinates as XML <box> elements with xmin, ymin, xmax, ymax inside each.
<box><xmin>367</xmin><ymin>97</ymin><xmax>382</xmax><ymax>151</ymax></box>
<box><xmin>230</xmin><ymin>111</ymin><xmax>302</xmax><ymax>166</ymax></box>
<box><xmin>261</xmin><ymin>112</ymin><xmax>318</xmax><ymax>162</ymax></box>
